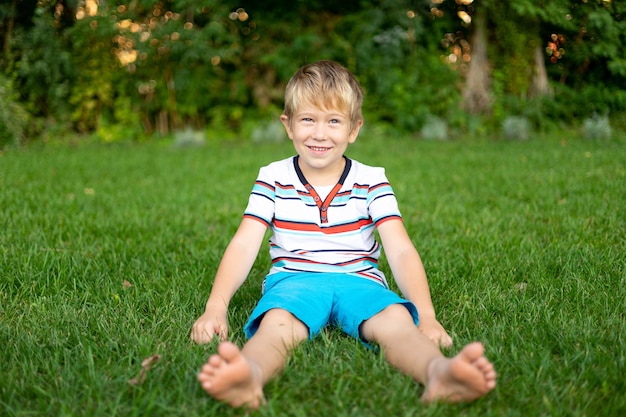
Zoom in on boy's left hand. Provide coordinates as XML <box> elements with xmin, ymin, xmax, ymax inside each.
<box><xmin>418</xmin><ymin>319</ymin><xmax>453</xmax><ymax>348</ymax></box>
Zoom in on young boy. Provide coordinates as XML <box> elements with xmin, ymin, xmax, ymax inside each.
<box><xmin>191</xmin><ymin>60</ymin><xmax>496</xmax><ymax>408</ymax></box>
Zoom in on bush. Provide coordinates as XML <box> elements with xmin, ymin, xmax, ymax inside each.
<box><xmin>172</xmin><ymin>128</ymin><xmax>207</xmax><ymax>148</ymax></box>
<box><xmin>502</xmin><ymin>116</ymin><xmax>531</xmax><ymax>141</ymax></box>
<box><xmin>0</xmin><ymin>75</ymin><xmax>29</xmax><ymax>148</ymax></box>
<box><xmin>420</xmin><ymin>115</ymin><xmax>448</xmax><ymax>140</ymax></box>
<box><xmin>583</xmin><ymin>113</ymin><xmax>612</xmax><ymax>140</ymax></box>
<box><xmin>546</xmin><ymin>84</ymin><xmax>626</xmax><ymax>128</ymax></box>
<box><xmin>250</xmin><ymin>119</ymin><xmax>287</xmax><ymax>143</ymax></box>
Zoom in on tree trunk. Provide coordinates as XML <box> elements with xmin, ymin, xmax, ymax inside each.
<box><xmin>529</xmin><ymin>44</ymin><xmax>552</xmax><ymax>98</ymax></box>
<box><xmin>462</xmin><ymin>11</ymin><xmax>492</xmax><ymax>115</ymax></box>
<box><xmin>164</xmin><ymin>67</ymin><xmax>178</xmax><ymax>132</ymax></box>
<box><xmin>3</xmin><ymin>0</ymin><xmax>17</xmax><ymax>56</ymax></box>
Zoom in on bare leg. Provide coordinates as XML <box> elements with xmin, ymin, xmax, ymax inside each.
<box><xmin>360</xmin><ymin>304</ymin><xmax>496</xmax><ymax>402</ymax></box>
<box><xmin>198</xmin><ymin>308</ymin><xmax>309</xmax><ymax>408</ymax></box>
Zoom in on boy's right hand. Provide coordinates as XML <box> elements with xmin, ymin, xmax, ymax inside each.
<box><xmin>190</xmin><ymin>307</ymin><xmax>228</xmax><ymax>344</ymax></box>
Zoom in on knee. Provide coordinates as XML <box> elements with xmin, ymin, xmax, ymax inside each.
<box><xmin>377</xmin><ymin>304</ymin><xmax>415</xmax><ymax>324</ymax></box>
<box><xmin>259</xmin><ymin>308</ymin><xmax>309</xmax><ymax>341</ymax></box>
<box><xmin>361</xmin><ymin>304</ymin><xmax>415</xmax><ymax>341</ymax></box>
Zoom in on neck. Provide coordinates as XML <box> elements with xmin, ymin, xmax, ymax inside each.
<box><xmin>297</xmin><ymin>156</ymin><xmax>346</xmax><ymax>186</ymax></box>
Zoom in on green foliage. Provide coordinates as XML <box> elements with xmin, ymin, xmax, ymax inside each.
<box><xmin>12</xmin><ymin>6</ymin><xmax>75</xmax><ymax>125</ymax></box>
<box><xmin>340</xmin><ymin>5</ymin><xmax>460</xmax><ymax>131</ymax></box>
<box><xmin>0</xmin><ymin>74</ymin><xmax>29</xmax><ymax>148</ymax></box>
<box><xmin>127</xmin><ymin>2</ymin><xmax>245</xmax><ymax>133</ymax></box>
<box><xmin>541</xmin><ymin>83</ymin><xmax>626</xmax><ymax>129</ymax></box>
<box><xmin>420</xmin><ymin>115</ymin><xmax>448</xmax><ymax>141</ymax></box>
<box><xmin>438</xmin><ymin>0</ymin><xmax>626</xmax><ymax>133</ymax></box>
<box><xmin>583</xmin><ymin>113</ymin><xmax>612</xmax><ymax>140</ymax></box>
<box><xmin>95</xmin><ymin>120</ymin><xmax>147</xmax><ymax>144</ymax></box>
<box><xmin>66</xmin><ymin>14</ymin><xmax>119</xmax><ymax>133</ymax></box>
<box><xmin>487</xmin><ymin>2</ymin><xmax>539</xmax><ymax>97</ymax></box>
<box><xmin>501</xmin><ymin>116</ymin><xmax>531</xmax><ymax>141</ymax></box>
<box><xmin>1</xmin><ymin>0</ymin><xmax>626</xmax><ymax>142</ymax></box>
<box><xmin>172</xmin><ymin>128</ymin><xmax>207</xmax><ymax>148</ymax></box>
<box><xmin>248</xmin><ymin>119</ymin><xmax>287</xmax><ymax>143</ymax></box>
<box><xmin>543</xmin><ymin>0</ymin><xmax>626</xmax><ymax>88</ymax></box>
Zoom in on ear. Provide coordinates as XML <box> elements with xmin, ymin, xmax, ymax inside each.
<box><xmin>348</xmin><ymin>119</ymin><xmax>363</xmax><ymax>144</ymax></box>
<box><xmin>280</xmin><ymin>115</ymin><xmax>294</xmax><ymax>140</ymax></box>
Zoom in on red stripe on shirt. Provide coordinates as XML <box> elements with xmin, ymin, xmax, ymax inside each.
<box><xmin>273</xmin><ymin>218</ymin><xmax>373</xmax><ymax>234</ymax></box>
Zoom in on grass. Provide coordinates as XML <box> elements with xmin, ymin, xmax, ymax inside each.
<box><xmin>1</xmin><ymin>132</ymin><xmax>625</xmax><ymax>416</ymax></box>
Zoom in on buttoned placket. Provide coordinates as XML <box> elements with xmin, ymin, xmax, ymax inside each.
<box><xmin>294</xmin><ymin>156</ymin><xmax>352</xmax><ymax>224</ymax></box>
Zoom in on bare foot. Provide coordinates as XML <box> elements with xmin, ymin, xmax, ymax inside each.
<box><xmin>421</xmin><ymin>342</ymin><xmax>497</xmax><ymax>403</ymax></box>
<box><xmin>198</xmin><ymin>341</ymin><xmax>265</xmax><ymax>408</ymax></box>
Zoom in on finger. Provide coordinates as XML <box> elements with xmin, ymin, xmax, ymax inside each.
<box><xmin>218</xmin><ymin>326</ymin><xmax>228</xmax><ymax>342</ymax></box>
<box><xmin>435</xmin><ymin>330</ymin><xmax>453</xmax><ymax>348</ymax></box>
<box><xmin>439</xmin><ymin>334</ymin><xmax>453</xmax><ymax>348</ymax></box>
<box><xmin>428</xmin><ymin>334</ymin><xmax>441</xmax><ymax>347</ymax></box>
<box><xmin>191</xmin><ymin>326</ymin><xmax>215</xmax><ymax>344</ymax></box>
<box><xmin>425</xmin><ymin>331</ymin><xmax>450</xmax><ymax>349</ymax></box>
<box><xmin>190</xmin><ymin>328</ymin><xmax>199</xmax><ymax>342</ymax></box>
<box><xmin>202</xmin><ymin>328</ymin><xmax>217</xmax><ymax>343</ymax></box>
<box><xmin>213</xmin><ymin>319</ymin><xmax>228</xmax><ymax>342</ymax></box>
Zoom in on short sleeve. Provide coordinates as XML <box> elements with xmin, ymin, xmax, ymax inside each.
<box><xmin>366</xmin><ymin>167</ymin><xmax>402</xmax><ymax>226</ymax></box>
<box><xmin>243</xmin><ymin>166</ymin><xmax>276</xmax><ymax>227</ymax></box>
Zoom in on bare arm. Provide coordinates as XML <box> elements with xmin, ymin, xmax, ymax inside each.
<box><xmin>190</xmin><ymin>217</ymin><xmax>268</xmax><ymax>344</ymax></box>
<box><xmin>377</xmin><ymin>219</ymin><xmax>453</xmax><ymax>348</ymax></box>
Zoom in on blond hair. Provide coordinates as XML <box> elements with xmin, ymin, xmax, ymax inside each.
<box><xmin>283</xmin><ymin>60</ymin><xmax>364</xmax><ymax>131</ymax></box>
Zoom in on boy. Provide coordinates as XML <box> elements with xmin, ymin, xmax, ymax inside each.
<box><xmin>191</xmin><ymin>60</ymin><xmax>496</xmax><ymax>408</ymax></box>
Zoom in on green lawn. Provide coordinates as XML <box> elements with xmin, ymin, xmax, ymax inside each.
<box><xmin>1</xmin><ymin>133</ymin><xmax>625</xmax><ymax>416</ymax></box>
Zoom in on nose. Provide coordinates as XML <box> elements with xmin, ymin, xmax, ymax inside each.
<box><xmin>312</xmin><ymin>123</ymin><xmax>328</xmax><ymax>140</ymax></box>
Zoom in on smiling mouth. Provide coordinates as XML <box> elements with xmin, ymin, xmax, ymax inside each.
<box><xmin>308</xmin><ymin>146</ymin><xmax>331</xmax><ymax>152</ymax></box>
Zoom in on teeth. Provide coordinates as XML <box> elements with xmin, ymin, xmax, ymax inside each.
<box><xmin>310</xmin><ymin>146</ymin><xmax>328</xmax><ymax>151</ymax></box>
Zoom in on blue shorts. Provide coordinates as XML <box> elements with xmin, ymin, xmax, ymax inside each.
<box><xmin>243</xmin><ymin>272</ymin><xmax>419</xmax><ymax>342</ymax></box>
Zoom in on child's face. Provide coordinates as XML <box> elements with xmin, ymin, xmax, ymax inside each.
<box><xmin>280</xmin><ymin>105</ymin><xmax>362</xmax><ymax>181</ymax></box>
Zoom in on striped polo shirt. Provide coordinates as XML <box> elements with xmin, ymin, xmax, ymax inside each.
<box><xmin>243</xmin><ymin>156</ymin><xmax>402</xmax><ymax>288</ymax></box>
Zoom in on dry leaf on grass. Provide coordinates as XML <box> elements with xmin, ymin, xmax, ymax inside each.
<box><xmin>128</xmin><ymin>354</ymin><xmax>161</xmax><ymax>386</ymax></box>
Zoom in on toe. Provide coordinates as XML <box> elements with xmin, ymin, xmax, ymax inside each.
<box><xmin>208</xmin><ymin>354</ymin><xmax>223</xmax><ymax>367</ymax></box>
<box><xmin>462</xmin><ymin>342</ymin><xmax>485</xmax><ymax>360</ymax></box>
<box><xmin>217</xmin><ymin>341</ymin><xmax>241</xmax><ymax>362</ymax></box>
